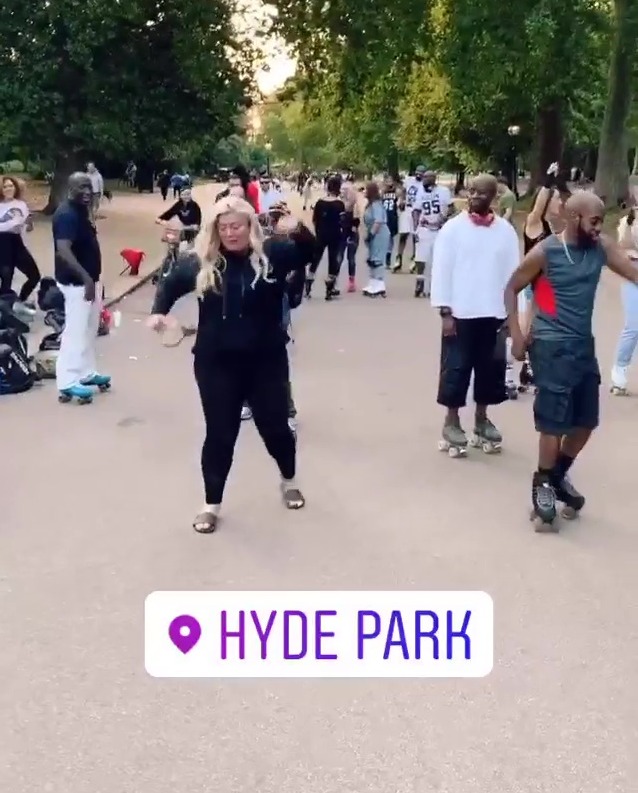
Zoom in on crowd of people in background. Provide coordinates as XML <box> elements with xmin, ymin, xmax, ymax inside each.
<box><xmin>3</xmin><ymin>159</ymin><xmax>638</xmax><ymax>532</ymax></box>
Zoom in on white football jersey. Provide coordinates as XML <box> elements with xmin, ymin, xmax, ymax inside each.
<box><xmin>402</xmin><ymin>176</ymin><xmax>422</xmax><ymax>209</ymax></box>
<box><xmin>415</xmin><ymin>184</ymin><xmax>452</xmax><ymax>226</ymax></box>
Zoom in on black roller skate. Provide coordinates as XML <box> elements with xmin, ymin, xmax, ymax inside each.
<box><xmin>529</xmin><ymin>471</ymin><xmax>558</xmax><ymax>532</ymax></box>
<box><xmin>553</xmin><ymin>475</ymin><xmax>585</xmax><ymax>520</ymax></box>
<box><xmin>325</xmin><ymin>279</ymin><xmax>340</xmax><ymax>301</ymax></box>
<box><xmin>390</xmin><ymin>255</ymin><xmax>403</xmax><ymax>273</ymax></box>
<box><xmin>414</xmin><ymin>277</ymin><xmax>425</xmax><ymax>298</ymax></box>
<box><xmin>304</xmin><ymin>277</ymin><xmax>314</xmax><ymax>299</ymax></box>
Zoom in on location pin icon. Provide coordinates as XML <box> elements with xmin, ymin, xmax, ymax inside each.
<box><xmin>168</xmin><ymin>615</ymin><xmax>202</xmax><ymax>654</ymax></box>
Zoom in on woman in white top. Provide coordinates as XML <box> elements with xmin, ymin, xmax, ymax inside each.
<box><xmin>0</xmin><ymin>176</ymin><xmax>40</xmax><ymax>308</ymax></box>
<box><xmin>611</xmin><ymin>209</ymin><xmax>638</xmax><ymax>393</ymax></box>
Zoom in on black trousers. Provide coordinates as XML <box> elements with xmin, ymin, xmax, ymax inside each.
<box><xmin>0</xmin><ymin>234</ymin><xmax>41</xmax><ymax>302</ymax></box>
<box><xmin>195</xmin><ymin>347</ymin><xmax>296</xmax><ymax>504</ymax></box>
<box><xmin>437</xmin><ymin>317</ymin><xmax>507</xmax><ymax>408</ymax></box>
<box><xmin>309</xmin><ymin>237</ymin><xmax>342</xmax><ymax>279</ymax></box>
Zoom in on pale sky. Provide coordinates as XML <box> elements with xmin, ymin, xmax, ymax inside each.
<box><xmin>256</xmin><ymin>52</ymin><xmax>297</xmax><ymax>95</ymax></box>
<box><xmin>234</xmin><ymin>0</ymin><xmax>297</xmax><ymax>96</ymax></box>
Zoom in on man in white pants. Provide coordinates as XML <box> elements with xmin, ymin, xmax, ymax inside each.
<box><xmin>53</xmin><ymin>173</ymin><xmax>111</xmax><ymax>402</ymax></box>
<box><xmin>87</xmin><ymin>162</ymin><xmax>104</xmax><ymax>222</ymax></box>
<box><xmin>392</xmin><ymin>165</ymin><xmax>425</xmax><ymax>272</ymax></box>
<box><xmin>412</xmin><ymin>171</ymin><xmax>453</xmax><ymax>297</ymax></box>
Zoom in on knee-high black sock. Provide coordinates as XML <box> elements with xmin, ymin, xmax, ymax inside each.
<box><xmin>552</xmin><ymin>452</ymin><xmax>575</xmax><ymax>483</ymax></box>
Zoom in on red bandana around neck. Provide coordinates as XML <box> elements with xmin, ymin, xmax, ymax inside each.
<box><xmin>468</xmin><ymin>211</ymin><xmax>495</xmax><ymax>227</ymax></box>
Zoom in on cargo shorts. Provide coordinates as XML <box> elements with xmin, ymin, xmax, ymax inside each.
<box><xmin>528</xmin><ymin>338</ymin><xmax>600</xmax><ymax>436</ymax></box>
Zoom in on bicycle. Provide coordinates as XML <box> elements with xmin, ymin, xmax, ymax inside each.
<box><xmin>151</xmin><ymin>225</ymin><xmax>199</xmax><ymax>285</ymax></box>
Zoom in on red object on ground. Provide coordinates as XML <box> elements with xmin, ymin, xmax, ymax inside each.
<box><xmin>101</xmin><ymin>308</ymin><xmax>112</xmax><ymax>326</ymax></box>
<box><xmin>119</xmin><ymin>248</ymin><xmax>145</xmax><ymax>276</ymax></box>
<box><xmin>247</xmin><ymin>181</ymin><xmax>260</xmax><ymax>213</ymax></box>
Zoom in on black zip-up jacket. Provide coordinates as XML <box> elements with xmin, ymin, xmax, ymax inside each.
<box><xmin>150</xmin><ymin>237</ymin><xmax>307</xmax><ymax>357</ymax></box>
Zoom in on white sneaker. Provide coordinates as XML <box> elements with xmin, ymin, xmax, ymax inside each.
<box><xmin>363</xmin><ymin>279</ymin><xmax>386</xmax><ymax>296</ymax></box>
<box><xmin>611</xmin><ymin>365</ymin><xmax>628</xmax><ymax>390</ymax></box>
<box><xmin>241</xmin><ymin>405</ymin><xmax>252</xmax><ymax>421</ymax></box>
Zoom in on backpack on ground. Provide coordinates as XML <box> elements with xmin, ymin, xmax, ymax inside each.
<box><xmin>0</xmin><ymin>329</ymin><xmax>36</xmax><ymax>394</ymax></box>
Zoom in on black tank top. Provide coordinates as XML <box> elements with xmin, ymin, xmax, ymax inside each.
<box><xmin>313</xmin><ymin>197</ymin><xmax>346</xmax><ymax>242</ymax></box>
<box><xmin>523</xmin><ymin>192</ymin><xmax>553</xmax><ymax>254</ymax></box>
<box><xmin>382</xmin><ymin>190</ymin><xmax>398</xmax><ymax>225</ymax></box>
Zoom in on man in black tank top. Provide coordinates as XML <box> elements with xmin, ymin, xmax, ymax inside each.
<box><xmin>381</xmin><ymin>176</ymin><xmax>399</xmax><ymax>267</ymax></box>
<box><xmin>504</xmin><ymin>191</ymin><xmax>638</xmax><ymax>529</ymax></box>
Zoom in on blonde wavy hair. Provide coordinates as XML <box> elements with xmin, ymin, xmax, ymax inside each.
<box><xmin>194</xmin><ymin>195</ymin><xmax>271</xmax><ymax>296</ymax></box>
<box><xmin>341</xmin><ymin>182</ymin><xmax>359</xmax><ymax>215</ymax></box>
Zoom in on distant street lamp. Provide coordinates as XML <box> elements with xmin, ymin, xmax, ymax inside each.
<box><xmin>507</xmin><ymin>125</ymin><xmax>521</xmax><ymax>198</ymax></box>
<box><xmin>265</xmin><ymin>141</ymin><xmax>272</xmax><ymax>176</ymax></box>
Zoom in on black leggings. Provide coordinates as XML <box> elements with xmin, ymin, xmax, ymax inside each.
<box><xmin>309</xmin><ymin>238</ymin><xmax>342</xmax><ymax>279</ymax></box>
<box><xmin>195</xmin><ymin>348</ymin><xmax>296</xmax><ymax>505</ymax></box>
<box><xmin>0</xmin><ymin>235</ymin><xmax>41</xmax><ymax>302</ymax></box>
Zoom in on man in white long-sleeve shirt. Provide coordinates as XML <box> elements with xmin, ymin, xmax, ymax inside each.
<box><xmin>431</xmin><ymin>174</ymin><xmax>519</xmax><ymax>454</ymax></box>
<box><xmin>87</xmin><ymin>162</ymin><xmax>104</xmax><ymax>222</ymax></box>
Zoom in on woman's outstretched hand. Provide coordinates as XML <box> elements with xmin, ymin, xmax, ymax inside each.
<box><xmin>146</xmin><ymin>314</ymin><xmax>178</xmax><ymax>333</ymax></box>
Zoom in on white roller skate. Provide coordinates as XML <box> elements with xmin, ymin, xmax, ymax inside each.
<box><xmin>362</xmin><ymin>278</ymin><xmax>387</xmax><ymax>298</ymax></box>
<box><xmin>469</xmin><ymin>418</ymin><xmax>502</xmax><ymax>454</ymax></box>
<box><xmin>438</xmin><ymin>423</ymin><xmax>468</xmax><ymax>458</ymax></box>
<box><xmin>505</xmin><ymin>365</ymin><xmax>518</xmax><ymax>400</ymax></box>
<box><xmin>241</xmin><ymin>405</ymin><xmax>253</xmax><ymax>421</ymax></box>
<box><xmin>610</xmin><ymin>365</ymin><xmax>629</xmax><ymax>395</ymax></box>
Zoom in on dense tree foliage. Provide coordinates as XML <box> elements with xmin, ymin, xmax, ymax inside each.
<box><xmin>0</xmin><ymin>0</ymin><xmax>254</xmax><ymax>210</ymax></box>
<box><xmin>266</xmin><ymin>0</ymin><xmax>638</xmax><ymax>202</ymax></box>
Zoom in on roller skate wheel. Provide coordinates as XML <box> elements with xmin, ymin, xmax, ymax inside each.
<box><xmin>58</xmin><ymin>393</ymin><xmax>72</xmax><ymax>403</ymax></box>
<box><xmin>560</xmin><ymin>506</ymin><xmax>580</xmax><ymax>521</ymax></box>
<box><xmin>448</xmin><ymin>446</ymin><xmax>467</xmax><ymax>458</ymax></box>
<box><xmin>529</xmin><ymin>509</ymin><xmax>559</xmax><ymax>533</ymax></box>
<box><xmin>78</xmin><ymin>396</ymin><xmax>93</xmax><ymax>404</ymax></box>
<box><xmin>468</xmin><ymin>435</ymin><xmax>480</xmax><ymax>448</ymax></box>
<box><xmin>98</xmin><ymin>382</ymin><xmax>111</xmax><ymax>392</ymax></box>
<box><xmin>482</xmin><ymin>442</ymin><xmax>502</xmax><ymax>454</ymax></box>
<box><xmin>610</xmin><ymin>386</ymin><xmax>628</xmax><ymax>396</ymax></box>
<box><xmin>437</xmin><ymin>439</ymin><xmax>450</xmax><ymax>452</ymax></box>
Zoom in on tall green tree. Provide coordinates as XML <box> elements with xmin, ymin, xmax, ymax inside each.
<box><xmin>261</xmin><ymin>98</ymin><xmax>336</xmax><ymax>168</ymax></box>
<box><xmin>594</xmin><ymin>0</ymin><xmax>638</xmax><ymax>205</ymax></box>
<box><xmin>0</xmin><ymin>0</ymin><xmax>253</xmax><ymax>211</ymax></box>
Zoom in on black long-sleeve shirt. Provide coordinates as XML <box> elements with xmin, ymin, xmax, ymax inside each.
<box><xmin>151</xmin><ymin>237</ymin><xmax>308</xmax><ymax>357</ymax></box>
<box><xmin>158</xmin><ymin>199</ymin><xmax>202</xmax><ymax>227</ymax></box>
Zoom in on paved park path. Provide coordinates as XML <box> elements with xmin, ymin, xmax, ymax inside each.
<box><xmin>1</xmin><ymin>186</ymin><xmax>637</xmax><ymax>792</ymax></box>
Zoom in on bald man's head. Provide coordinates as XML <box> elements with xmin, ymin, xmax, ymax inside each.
<box><xmin>468</xmin><ymin>173</ymin><xmax>498</xmax><ymax>215</ymax></box>
<box><xmin>68</xmin><ymin>172</ymin><xmax>92</xmax><ymax>207</ymax></box>
<box><xmin>564</xmin><ymin>189</ymin><xmax>605</xmax><ymax>247</ymax></box>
